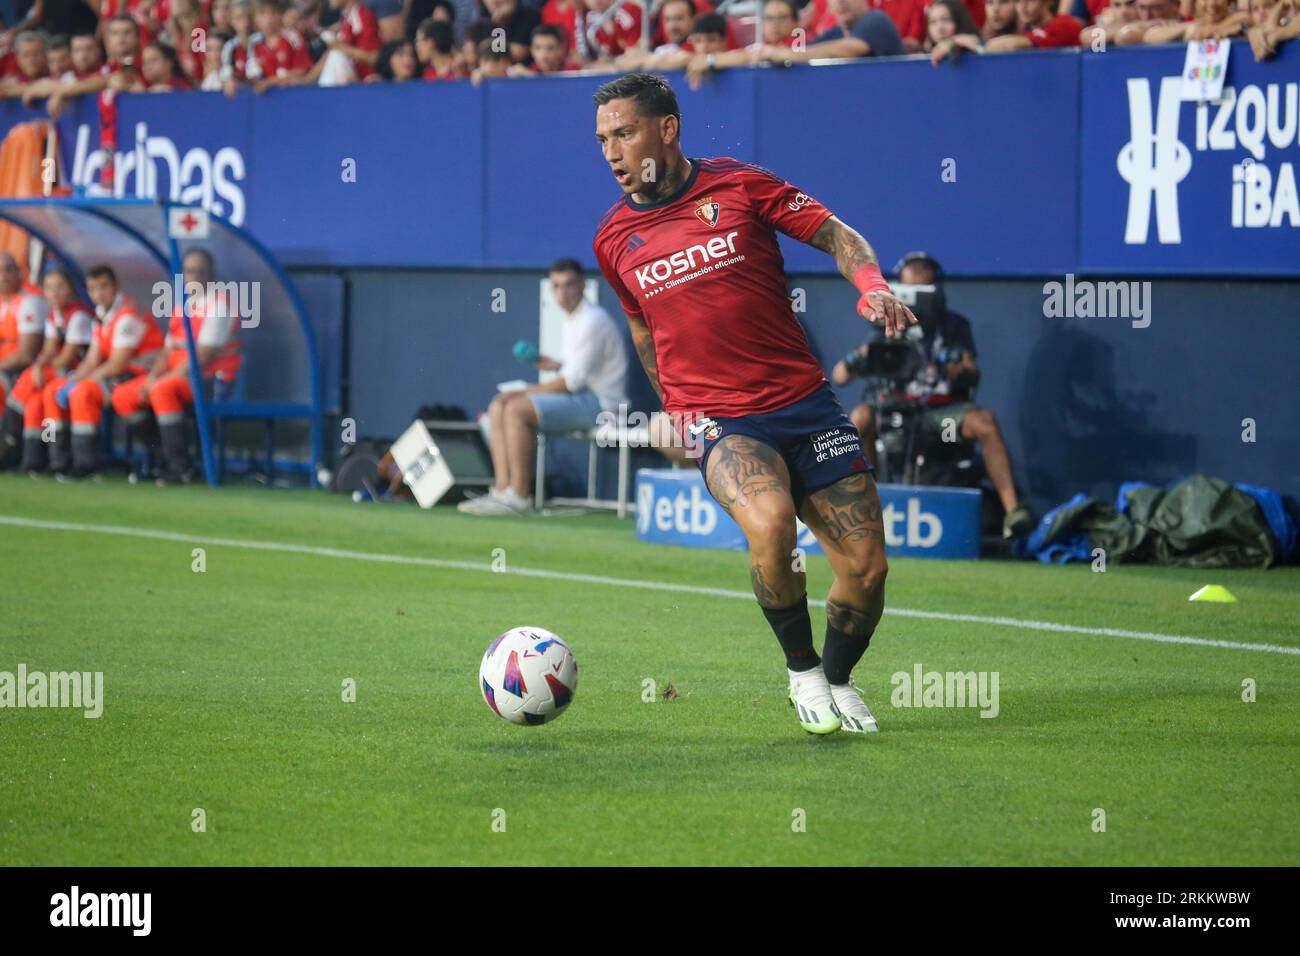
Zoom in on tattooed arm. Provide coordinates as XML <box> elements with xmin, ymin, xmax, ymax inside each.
<box><xmin>807</xmin><ymin>215</ymin><xmax>878</xmax><ymax>282</ymax></box>
<box><xmin>806</xmin><ymin>216</ymin><xmax>917</xmax><ymax>339</ymax></box>
<box><xmin>627</xmin><ymin>312</ymin><xmax>664</xmax><ymax>405</ymax></box>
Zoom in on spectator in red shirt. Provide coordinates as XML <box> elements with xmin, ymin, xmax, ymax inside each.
<box><xmin>141</xmin><ymin>40</ymin><xmax>194</xmax><ymax>89</ymax></box>
<box><xmin>1145</xmin><ymin>0</ymin><xmax>1246</xmax><ymax>40</ymax></box>
<box><xmin>415</xmin><ymin>17</ymin><xmax>467</xmax><ymax>78</ymax></box>
<box><xmin>540</xmin><ymin>0</ymin><xmax>582</xmax><ymax>59</ymax></box>
<box><xmin>43</xmin><ymin>14</ymin><xmax>140</xmax><ymax>117</ymax></box>
<box><xmin>1079</xmin><ymin>0</ymin><xmax>1138</xmax><ymax>46</ymax></box>
<box><xmin>981</xmin><ymin>0</ymin><xmax>1020</xmax><ymax>35</ymax></box>
<box><xmin>220</xmin><ymin>0</ymin><xmax>256</xmax><ymax>93</ymax></box>
<box><xmin>1114</xmin><ymin>0</ymin><xmax>1182</xmax><ymax>44</ymax></box>
<box><xmin>872</xmin><ymin>0</ymin><xmax>928</xmax><ymax>51</ymax></box>
<box><xmin>100</xmin><ymin>0</ymin><xmax>166</xmax><ymax>46</ymax></box>
<box><xmin>616</xmin><ymin>9</ymin><xmax>722</xmax><ymax>71</ymax></box>
<box><xmin>760</xmin><ymin>0</ymin><xmax>802</xmax><ymax>45</ymax></box>
<box><xmin>45</xmin><ymin>34</ymin><xmax>72</xmax><ymax>80</ymax></box>
<box><xmin>985</xmin><ymin>0</ymin><xmax>1081</xmax><ymax>47</ymax></box>
<box><xmin>655</xmin><ymin>0</ymin><xmax>697</xmax><ymax>52</ymax></box>
<box><xmin>508</xmin><ymin>22</ymin><xmax>580</xmax><ymax>72</ymax></box>
<box><xmin>312</xmin><ymin>0</ymin><xmax>383</xmax><ymax>84</ymax></box>
<box><xmin>367</xmin><ymin>37</ymin><xmax>419</xmax><ymax>80</ymax></box>
<box><xmin>166</xmin><ymin>0</ymin><xmax>208</xmax><ymax>83</ymax></box>
<box><xmin>246</xmin><ymin>0</ymin><xmax>313</xmax><ymax>91</ymax></box>
<box><xmin>926</xmin><ymin>0</ymin><xmax>983</xmax><ymax>62</ymax></box>
<box><xmin>755</xmin><ymin>0</ymin><xmax>907</xmax><ymax>63</ymax></box>
<box><xmin>582</xmin><ymin>0</ymin><xmax>644</xmax><ymax>60</ymax></box>
<box><xmin>20</xmin><ymin>29</ymin><xmax>101</xmax><ymax>104</ymax></box>
<box><xmin>683</xmin><ymin>0</ymin><xmax>802</xmax><ymax>88</ymax></box>
<box><xmin>0</xmin><ymin>31</ymin><xmax>49</xmax><ymax>97</ymax></box>
<box><xmin>69</xmin><ymin>33</ymin><xmax>104</xmax><ymax>77</ymax></box>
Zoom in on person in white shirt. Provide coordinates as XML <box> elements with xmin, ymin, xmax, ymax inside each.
<box><xmin>461</xmin><ymin>257</ymin><xmax>628</xmax><ymax>515</ymax></box>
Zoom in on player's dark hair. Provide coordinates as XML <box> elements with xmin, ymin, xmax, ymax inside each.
<box><xmin>531</xmin><ymin>24</ymin><xmax>564</xmax><ymax>44</ymax></box>
<box><xmin>85</xmin><ymin>265</ymin><xmax>117</xmax><ymax>285</ymax></box>
<box><xmin>592</xmin><ymin>73</ymin><xmax>680</xmax><ymax>124</ymax></box>
<box><xmin>549</xmin><ymin>258</ymin><xmax>583</xmax><ymax>280</ymax></box>
<box><xmin>691</xmin><ymin>12</ymin><xmax>727</xmax><ymax>37</ymax></box>
<box><xmin>418</xmin><ymin>18</ymin><xmax>455</xmax><ymax>54</ymax></box>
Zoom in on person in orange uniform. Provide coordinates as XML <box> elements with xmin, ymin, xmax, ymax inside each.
<box><xmin>43</xmin><ymin>265</ymin><xmax>164</xmax><ymax>480</ymax></box>
<box><xmin>3</xmin><ymin>267</ymin><xmax>95</xmax><ymax>474</ymax></box>
<box><xmin>0</xmin><ymin>253</ymin><xmax>48</xmax><ymax>467</ymax></box>
<box><xmin>135</xmin><ymin>248</ymin><xmax>242</xmax><ymax>484</ymax></box>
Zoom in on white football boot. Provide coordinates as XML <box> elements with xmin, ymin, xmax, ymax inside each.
<box><xmin>830</xmin><ymin>677</ymin><xmax>880</xmax><ymax>733</ymax></box>
<box><xmin>787</xmin><ymin>665</ymin><xmax>843</xmax><ymax>736</ymax></box>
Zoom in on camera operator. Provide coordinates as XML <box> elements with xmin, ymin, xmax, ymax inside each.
<box><xmin>831</xmin><ymin>252</ymin><xmax>1033</xmax><ymax>540</ymax></box>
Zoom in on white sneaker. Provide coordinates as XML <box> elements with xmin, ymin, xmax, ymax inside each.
<box><xmin>497</xmin><ymin>488</ymin><xmax>533</xmax><ymax>514</ymax></box>
<box><xmin>830</xmin><ymin>678</ymin><xmax>880</xmax><ymax>733</ymax></box>
<box><xmin>787</xmin><ymin>665</ymin><xmax>842</xmax><ymax>736</ymax></box>
<box><xmin>457</xmin><ymin>491</ymin><xmax>515</xmax><ymax>515</ymax></box>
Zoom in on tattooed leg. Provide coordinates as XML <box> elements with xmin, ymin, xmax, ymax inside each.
<box><xmin>704</xmin><ymin>435</ymin><xmax>803</xmax><ymax>609</ymax></box>
<box><xmin>799</xmin><ymin>472</ymin><xmax>889</xmax><ymax>684</ymax></box>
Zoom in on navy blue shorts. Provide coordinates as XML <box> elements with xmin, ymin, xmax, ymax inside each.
<box><xmin>692</xmin><ymin>384</ymin><xmax>872</xmax><ymax>507</ymax></box>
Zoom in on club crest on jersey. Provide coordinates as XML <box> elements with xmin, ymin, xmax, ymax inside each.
<box><xmin>694</xmin><ymin>197</ymin><xmax>721</xmax><ymax>228</ymax></box>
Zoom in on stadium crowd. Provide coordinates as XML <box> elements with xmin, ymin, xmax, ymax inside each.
<box><xmin>0</xmin><ymin>0</ymin><xmax>1294</xmax><ymax>102</ymax></box>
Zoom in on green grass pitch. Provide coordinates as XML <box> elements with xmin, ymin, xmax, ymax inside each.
<box><xmin>1</xmin><ymin>473</ymin><xmax>1297</xmax><ymax>866</ymax></box>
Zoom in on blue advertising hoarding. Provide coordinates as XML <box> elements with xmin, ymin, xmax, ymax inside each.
<box><xmin>0</xmin><ymin>43</ymin><xmax>1291</xmax><ymax>275</ymax></box>
<box><xmin>1081</xmin><ymin>43</ymin><xmax>1300</xmax><ymax>275</ymax></box>
<box><xmin>635</xmin><ymin>468</ymin><xmax>981</xmax><ymax>559</ymax></box>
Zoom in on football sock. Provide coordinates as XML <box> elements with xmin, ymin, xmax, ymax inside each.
<box><xmin>762</xmin><ymin>595</ymin><xmax>820</xmax><ymax>672</ymax></box>
<box><xmin>822</xmin><ymin>622</ymin><xmax>872</xmax><ymax>686</ymax></box>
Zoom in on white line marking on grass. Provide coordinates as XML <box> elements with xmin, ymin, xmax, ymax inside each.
<box><xmin>3</xmin><ymin>514</ymin><xmax>1297</xmax><ymax>658</ymax></box>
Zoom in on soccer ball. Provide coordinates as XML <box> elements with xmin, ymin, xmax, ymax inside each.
<box><xmin>479</xmin><ymin>627</ymin><xmax>578</xmax><ymax>725</ymax></box>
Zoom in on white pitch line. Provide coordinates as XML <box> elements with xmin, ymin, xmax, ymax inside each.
<box><xmin>2</xmin><ymin>514</ymin><xmax>1298</xmax><ymax>658</ymax></box>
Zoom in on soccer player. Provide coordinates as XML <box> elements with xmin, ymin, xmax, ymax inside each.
<box><xmin>592</xmin><ymin>74</ymin><xmax>916</xmax><ymax>736</ymax></box>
